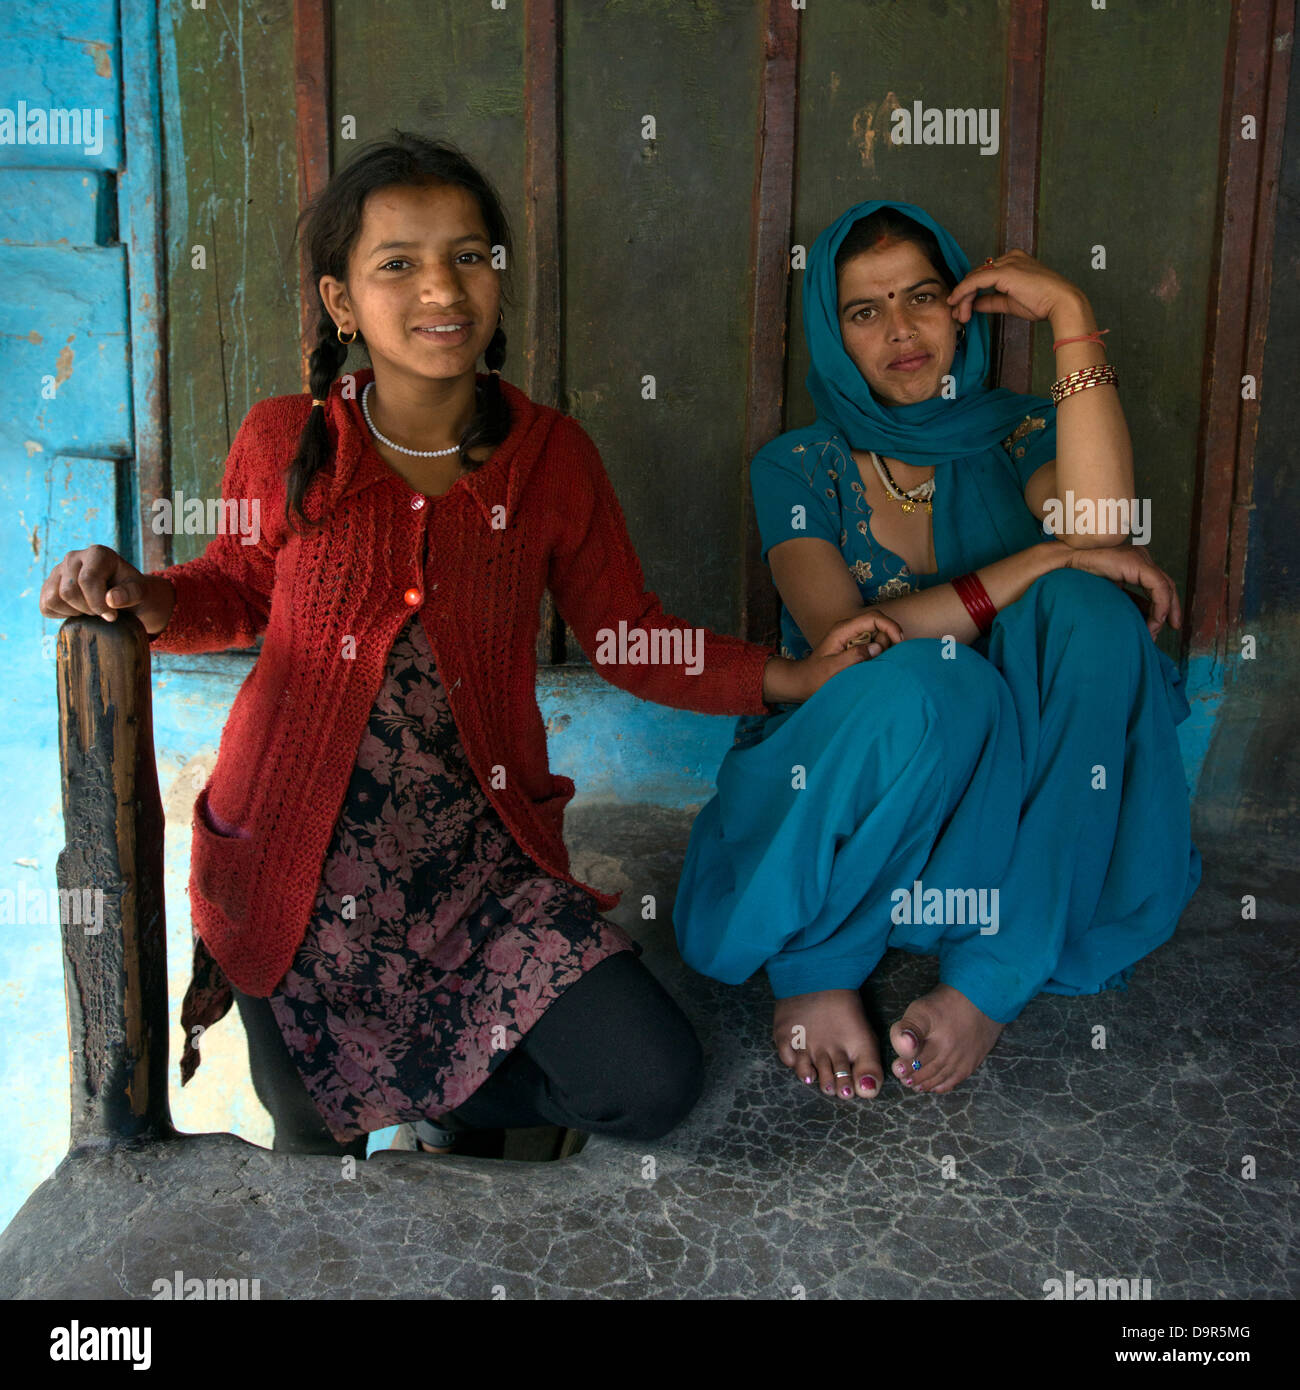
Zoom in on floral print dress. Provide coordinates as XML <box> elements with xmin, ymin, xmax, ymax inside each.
<box><xmin>181</xmin><ymin>611</ymin><xmax>638</xmax><ymax>1144</ymax></box>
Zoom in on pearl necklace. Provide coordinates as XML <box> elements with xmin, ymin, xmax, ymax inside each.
<box><xmin>361</xmin><ymin>381</ymin><xmax>461</xmax><ymax>458</ymax></box>
<box><xmin>868</xmin><ymin>450</ymin><xmax>934</xmax><ymax>515</ymax></box>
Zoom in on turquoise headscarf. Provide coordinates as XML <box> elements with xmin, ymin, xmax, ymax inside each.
<box><xmin>800</xmin><ymin>200</ymin><xmax>1056</xmax><ymax>576</ymax></box>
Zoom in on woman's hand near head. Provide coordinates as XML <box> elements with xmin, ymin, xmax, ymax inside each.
<box><xmin>38</xmin><ymin>545</ymin><xmax>176</xmax><ymax>636</ymax></box>
<box><xmin>1063</xmin><ymin>543</ymin><xmax>1181</xmax><ymax>639</ymax></box>
<box><xmin>945</xmin><ymin>249</ymin><xmax>1086</xmax><ymax>328</ymax></box>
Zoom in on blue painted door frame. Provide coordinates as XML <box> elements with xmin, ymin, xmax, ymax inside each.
<box><xmin>0</xmin><ymin>0</ymin><xmax>164</xmax><ymax>1229</ymax></box>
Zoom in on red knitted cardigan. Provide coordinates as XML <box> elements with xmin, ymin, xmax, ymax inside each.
<box><xmin>148</xmin><ymin>367</ymin><xmax>778</xmax><ymax>997</ymax></box>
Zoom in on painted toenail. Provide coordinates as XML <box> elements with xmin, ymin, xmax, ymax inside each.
<box><xmin>861</xmin><ymin>1076</ymin><xmax>877</xmax><ymax>1091</ymax></box>
<box><xmin>902</xmin><ymin>1078</ymin><xmax>914</xmax><ymax>1087</ymax></box>
<box><xmin>841</xmin><ymin>1086</ymin><xmax>852</xmax><ymax>1097</ymax></box>
<box><xmin>803</xmin><ymin>1075</ymin><xmax>814</xmax><ymax>1084</ymax></box>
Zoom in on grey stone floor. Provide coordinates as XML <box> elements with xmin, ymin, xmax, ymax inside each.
<box><xmin>1</xmin><ymin>804</ymin><xmax>1295</xmax><ymax>1300</ymax></box>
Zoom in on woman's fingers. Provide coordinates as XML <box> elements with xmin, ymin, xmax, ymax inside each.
<box><xmin>1125</xmin><ymin>554</ymin><xmax>1182</xmax><ymax>637</ymax></box>
<box><xmin>1145</xmin><ymin>568</ymin><xmax>1177</xmax><ymax>636</ymax></box>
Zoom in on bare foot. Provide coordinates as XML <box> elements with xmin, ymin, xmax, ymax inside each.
<box><xmin>889</xmin><ymin>982</ymin><xmax>1004</xmax><ymax>1094</ymax></box>
<box><xmin>773</xmin><ymin>989</ymin><xmax>883</xmax><ymax>1100</ymax></box>
<box><xmin>416</xmin><ymin>1139</ymin><xmax>453</xmax><ymax>1154</ymax></box>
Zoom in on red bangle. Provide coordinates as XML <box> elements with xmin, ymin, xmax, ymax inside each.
<box><xmin>951</xmin><ymin>571</ymin><xmax>997</xmax><ymax>637</ymax></box>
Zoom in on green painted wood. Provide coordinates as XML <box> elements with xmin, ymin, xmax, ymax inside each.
<box><xmin>562</xmin><ymin>0</ymin><xmax>762</xmax><ymax>639</ymax></box>
<box><xmin>331</xmin><ymin>0</ymin><xmax>528</xmax><ymax>396</ymax></box>
<box><xmin>1036</xmin><ymin>0</ymin><xmax>1231</xmax><ymax>657</ymax></box>
<box><xmin>786</xmin><ymin>0</ymin><xmax>1012</xmax><ymax>435</ymax></box>
<box><xmin>163</xmin><ymin>0</ymin><xmax>299</xmax><ymax>565</ymax></box>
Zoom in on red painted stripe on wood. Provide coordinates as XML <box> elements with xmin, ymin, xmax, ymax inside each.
<box><xmin>524</xmin><ymin>0</ymin><xmax>567</xmax><ymax>663</ymax></box>
<box><xmin>1226</xmin><ymin>0</ymin><xmax>1295</xmax><ymax>635</ymax></box>
<box><xmin>995</xmin><ymin>0</ymin><xmax>1047</xmax><ymax>394</ymax></box>
<box><xmin>294</xmin><ymin>0</ymin><xmax>332</xmax><ymax>392</ymax></box>
<box><xmin>1187</xmin><ymin>0</ymin><xmax>1294</xmax><ymax>657</ymax></box>
<box><xmin>742</xmin><ymin>0</ymin><xmax>800</xmax><ymax>645</ymax></box>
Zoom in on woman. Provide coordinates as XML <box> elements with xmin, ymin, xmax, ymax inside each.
<box><xmin>672</xmin><ymin>200</ymin><xmax>1202</xmax><ymax>1101</ymax></box>
<box><xmin>37</xmin><ymin>136</ymin><xmax>890</xmax><ymax>1158</ymax></box>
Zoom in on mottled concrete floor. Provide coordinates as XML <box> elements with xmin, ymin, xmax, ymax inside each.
<box><xmin>0</xmin><ymin>803</ymin><xmax>1294</xmax><ymax>1300</ymax></box>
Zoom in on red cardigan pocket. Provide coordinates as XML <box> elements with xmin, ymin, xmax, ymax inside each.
<box><xmin>191</xmin><ymin>785</ymin><xmax>254</xmax><ymax>923</ymax></box>
<box><xmin>527</xmin><ymin>773</ymin><xmax>576</xmax><ymax>843</ymax></box>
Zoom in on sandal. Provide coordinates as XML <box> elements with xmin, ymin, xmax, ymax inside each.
<box><xmin>404</xmin><ymin>1114</ymin><xmax>469</xmax><ymax>1153</ymax></box>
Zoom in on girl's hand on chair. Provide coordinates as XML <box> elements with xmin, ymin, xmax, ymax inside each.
<box><xmin>38</xmin><ymin>543</ymin><xmax>176</xmax><ymax>636</ymax></box>
<box><xmin>1063</xmin><ymin>544</ymin><xmax>1181</xmax><ymax>638</ymax></box>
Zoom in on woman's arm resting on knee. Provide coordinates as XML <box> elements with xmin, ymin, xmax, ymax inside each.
<box><xmin>769</xmin><ymin>536</ymin><xmax>1073</xmax><ymax>647</ymax></box>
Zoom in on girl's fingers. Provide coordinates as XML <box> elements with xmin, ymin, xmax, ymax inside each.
<box><xmin>106</xmin><ymin>581</ymin><xmax>140</xmax><ymax>608</ymax></box>
<box><xmin>57</xmin><ymin>559</ymin><xmax>95</xmax><ymax>614</ymax></box>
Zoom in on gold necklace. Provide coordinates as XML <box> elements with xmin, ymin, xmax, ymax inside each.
<box><xmin>868</xmin><ymin>450</ymin><xmax>934</xmax><ymax>515</ymax></box>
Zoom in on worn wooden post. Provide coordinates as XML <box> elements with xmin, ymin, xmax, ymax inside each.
<box><xmin>56</xmin><ymin>612</ymin><xmax>174</xmax><ymax>1147</ymax></box>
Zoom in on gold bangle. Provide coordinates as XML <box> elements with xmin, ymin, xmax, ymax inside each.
<box><xmin>1050</xmin><ymin>363</ymin><xmax>1118</xmax><ymax>405</ymax></box>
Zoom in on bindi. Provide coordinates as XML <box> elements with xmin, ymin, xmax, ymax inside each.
<box><xmin>887</xmin><ymin>291</ymin><xmax>895</xmax><ymax>299</ymax></box>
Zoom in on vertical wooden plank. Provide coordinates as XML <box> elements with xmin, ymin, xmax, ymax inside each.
<box><xmin>162</xmin><ymin>0</ymin><xmax>300</xmax><ymax>564</ymax></box>
<box><xmin>1227</xmin><ymin>0</ymin><xmax>1294</xmax><ymax>635</ymax></box>
<box><xmin>523</xmin><ymin>0</ymin><xmax>562</xmax><ymax>410</ymax></box>
<box><xmin>295</xmin><ymin>0</ymin><xmax>333</xmax><ymax>390</ymax></box>
<box><xmin>562</xmin><ymin>1</ymin><xmax>763</xmax><ymax>640</ymax></box>
<box><xmin>1187</xmin><ymin>0</ymin><xmax>1295</xmax><ymax>657</ymax></box>
<box><xmin>787</xmin><ymin>1</ymin><xmax>1010</xmax><ymax>438</ymax></box>
<box><xmin>1037</xmin><ymin>1</ymin><xmax>1231</xmax><ymax>654</ymax></box>
<box><xmin>741</xmin><ymin>0</ymin><xmax>800</xmax><ymax>646</ymax></box>
<box><xmin>57</xmin><ymin>614</ymin><xmax>173</xmax><ymax>1147</ymax></box>
<box><xmin>994</xmin><ymin>0</ymin><xmax>1047</xmax><ymax>395</ymax></box>
<box><xmin>119</xmin><ymin>0</ymin><xmax>168</xmax><ymax>574</ymax></box>
<box><xmin>524</xmin><ymin>0</ymin><xmax>566</xmax><ymax>664</ymax></box>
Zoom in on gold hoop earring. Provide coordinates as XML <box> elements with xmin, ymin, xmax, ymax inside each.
<box><xmin>337</xmin><ymin>326</ymin><xmax>358</xmax><ymax>345</ymax></box>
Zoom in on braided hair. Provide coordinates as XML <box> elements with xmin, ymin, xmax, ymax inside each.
<box><xmin>286</xmin><ymin>131</ymin><xmax>514</xmax><ymax>533</ymax></box>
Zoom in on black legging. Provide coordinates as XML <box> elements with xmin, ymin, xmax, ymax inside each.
<box><xmin>232</xmin><ymin>951</ymin><xmax>703</xmax><ymax>1158</ymax></box>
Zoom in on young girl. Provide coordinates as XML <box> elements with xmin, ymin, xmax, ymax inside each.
<box><xmin>672</xmin><ymin>200</ymin><xmax>1202</xmax><ymax>1103</ymax></box>
<box><xmin>37</xmin><ymin>134</ymin><xmax>894</xmax><ymax>1158</ymax></box>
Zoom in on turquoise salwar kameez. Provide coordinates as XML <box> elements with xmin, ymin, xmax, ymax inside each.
<box><xmin>672</xmin><ymin>200</ymin><xmax>1202</xmax><ymax>1024</ymax></box>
